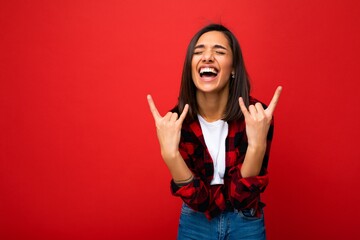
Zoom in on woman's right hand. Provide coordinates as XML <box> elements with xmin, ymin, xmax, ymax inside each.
<box><xmin>147</xmin><ymin>95</ymin><xmax>189</xmax><ymax>163</ymax></box>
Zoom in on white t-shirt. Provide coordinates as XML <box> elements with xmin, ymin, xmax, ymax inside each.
<box><xmin>198</xmin><ymin>115</ymin><xmax>228</xmax><ymax>185</ymax></box>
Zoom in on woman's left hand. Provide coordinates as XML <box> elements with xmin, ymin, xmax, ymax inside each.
<box><xmin>238</xmin><ymin>86</ymin><xmax>282</xmax><ymax>149</ymax></box>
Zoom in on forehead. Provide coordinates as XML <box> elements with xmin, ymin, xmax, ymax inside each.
<box><xmin>196</xmin><ymin>31</ymin><xmax>230</xmax><ymax>47</ymax></box>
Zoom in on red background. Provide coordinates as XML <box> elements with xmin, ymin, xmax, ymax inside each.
<box><xmin>1</xmin><ymin>0</ymin><xmax>360</xmax><ymax>239</ymax></box>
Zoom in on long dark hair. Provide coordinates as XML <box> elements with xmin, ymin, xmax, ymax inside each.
<box><xmin>177</xmin><ymin>24</ymin><xmax>251</xmax><ymax>122</ymax></box>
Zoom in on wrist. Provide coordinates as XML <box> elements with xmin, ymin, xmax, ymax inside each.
<box><xmin>242</xmin><ymin>142</ymin><xmax>267</xmax><ymax>178</ymax></box>
<box><xmin>163</xmin><ymin>151</ymin><xmax>192</xmax><ymax>182</ymax></box>
<box><xmin>247</xmin><ymin>141</ymin><xmax>267</xmax><ymax>152</ymax></box>
<box><xmin>161</xmin><ymin>150</ymin><xmax>181</xmax><ymax>162</ymax></box>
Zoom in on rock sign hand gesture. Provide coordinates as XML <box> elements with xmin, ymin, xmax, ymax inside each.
<box><xmin>147</xmin><ymin>95</ymin><xmax>189</xmax><ymax>164</ymax></box>
<box><xmin>238</xmin><ymin>86</ymin><xmax>282</xmax><ymax>149</ymax></box>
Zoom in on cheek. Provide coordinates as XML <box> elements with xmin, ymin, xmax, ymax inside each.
<box><xmin>222</xmin><ymin>60</ymin><xmax>233</xmax><ymax>73</ymax></box>
<box><xmin>191</xmin><ymin>62</ymin><xmax>196</xmax><ymax>71</ymax></box>
<box><xmin>191</xmin><ymin>56</ymin><xmax>199</xmax><ymax>68</ymax></box>
<box><xmin>191</xmin><ymin>60</ymin><xmax>198</xmax><ymax>76</ymax></box>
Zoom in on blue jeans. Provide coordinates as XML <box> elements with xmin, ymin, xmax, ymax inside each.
<box><xmin>177</xmin><ymin>203</ymin><xmax>266</xmax><ymax>240</ymax></box>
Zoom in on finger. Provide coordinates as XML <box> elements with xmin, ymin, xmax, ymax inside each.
<box><xmin>266</xmin><ymin>86</ymin><xmax>282</xmax><ymax>115</ymax></box>
<box><xmin>238</xmin><ymin>97</ymin><xmax>250</xmax><ymax>119</ymax></box>
<box><xmin>147</xmin><ymin>95</ymin><xmax>161</xmax><ymax>121</ymax></box>
<box><xmin>249</xmin><ymin>105</ymin><xmax>257</xmax><ymax>118</ymax></box>
<box><xmin>177</xmin><ymin>104</ymin><xmax>189</xmax><ymax>124</ymax></box>
<box><xmin>255</xmin><ymin>102</ymin><xmax>265</xmax><ymax>115</ymax></box>
<box><xmin>164</xmin><ymin>112</ymin><xmax>173</xmax><ymax>121</ymax></box>
<box><xmin>170</xmin><ymin>112</ymin><xmax>178</xmax><ymax>122</ymax></box>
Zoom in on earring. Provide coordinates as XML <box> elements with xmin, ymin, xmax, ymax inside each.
<box><xmin>231</xmin><ymin>73</ymin><xmax>235</xmax><ymax>79</ymax></box>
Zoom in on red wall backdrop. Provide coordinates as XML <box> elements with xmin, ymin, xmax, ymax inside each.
<box><xmin>1</xmin><ymin>0</ymin><xmax>360</xmax><ymax>239</ymax></box>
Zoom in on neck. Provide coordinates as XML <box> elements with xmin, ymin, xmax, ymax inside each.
<box><xmin>196</xmin><ymin>90</ymin><xmax>228</xmax><ymax>122</ymax></box>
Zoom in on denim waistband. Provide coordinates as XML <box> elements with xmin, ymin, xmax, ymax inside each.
<box><xmin>224</xmin><ymin>200</ymin><xmax>257</xmax><ymax>217</ymax></box>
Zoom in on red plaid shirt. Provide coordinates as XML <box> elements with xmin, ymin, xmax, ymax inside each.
<box><xmin>170</xmin><ymin>97</ymin><xmax>274</xmax><ymax>219</ymax></box>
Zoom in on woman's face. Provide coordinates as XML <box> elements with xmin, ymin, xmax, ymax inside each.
<box><xmin>191</xmin><ymin>31</ymin><xmax>234</xmax><ymax>95</ymax></box>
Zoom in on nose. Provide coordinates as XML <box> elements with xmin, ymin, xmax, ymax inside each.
<box><xmin>201</xmin><ymin>50</ymin><xmax>214</xmax><ymax>62</ymax></box>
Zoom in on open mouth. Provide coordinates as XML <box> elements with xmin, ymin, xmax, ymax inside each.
<box><xmin>199</xmin><ymin>67</ymin><xmax>218</xmax><ymax>78</ymax></box>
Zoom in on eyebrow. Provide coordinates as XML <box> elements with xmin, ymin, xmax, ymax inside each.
<box><xmin>194</xmin><ymin>44</ymin><xmax>228</xmax><ymax>50</ymax></box>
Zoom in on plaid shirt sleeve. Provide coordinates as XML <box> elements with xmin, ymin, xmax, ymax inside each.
<box><xmin>227</xmin><ymin>117</ymin><xmax>274</xmax><ymax>217</ymax></box>
<box><xmin>170</xmin><ymin>148</ymin><xmax>209</xmax><ymax>210</ymax></box>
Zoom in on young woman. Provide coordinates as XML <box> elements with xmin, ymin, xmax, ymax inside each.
<box><xmin>147</xmin><ymin>24</ymin><xmax>282</xmax><ymax>240</ymax></box>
